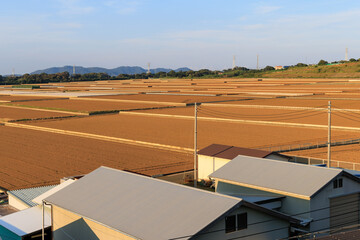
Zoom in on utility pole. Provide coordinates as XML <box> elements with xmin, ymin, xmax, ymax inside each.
<box><xmin>257</xmin><ymin>54</ymin><xmax>259</xmax><ymax>70</ymax></box>
<box><xmin>328</xmin><ymin>101</ymin><xmax>331</xmax><ymax>168</ymax></box>
<box><xmin>194</xmin><ymin>103</ymin><xmax>198</xmax><ymax>187</ymax></box>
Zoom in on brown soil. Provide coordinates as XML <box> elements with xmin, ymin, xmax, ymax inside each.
<box><xmin>0</xmin><ymin>105</ymin><xmax>74</xmax><ymax>120</ymax></box>
<box><xmin>23</xmin><ymin>114</ymin><xmax>360</xmax><ymax>150</ymax></box>
<box><xmin>0</xmin><ymin>126</ymin><xmax>192</xmax><ymax>190</ymax></box>
<box><xmin>8</xmin><ymin>99</ymin><xmax>173</xmax><ymax>112</ymax></box>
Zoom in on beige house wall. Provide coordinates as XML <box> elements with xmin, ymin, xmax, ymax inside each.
<box><xmin>52</xmin><ymin>205</ymin><xmax>136</xmax><ymax>240</ymax></box>
<box><xmin>8</xmin><ymin>194</ymin><xmax>30</xmax><ymax>210</ymax></box>
<box><xmin>198</xmin><ymin>155</ymin><xmax>230</xmax><ymax>180</ymax></box>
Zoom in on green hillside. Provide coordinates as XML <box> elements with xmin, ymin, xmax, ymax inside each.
<box><xmin>263</xmin><ymin>62</ymin><xmax>360</xmax><ymax>78</ymax></box>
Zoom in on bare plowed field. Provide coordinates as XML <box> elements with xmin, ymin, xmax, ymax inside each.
<box><xmin>0</xmin><ymin>105</ymin><xmax>74</xmax><ymax>121</ymax></box>
<box><xmin>220</xmin><ymin>98</ymin><xmax>360</xmax><ymax>109</ymax></box>
<box><xmin>290</xmin><ymin>145</ymin><xmax>360</xmax><ymax>165</ymax></box>
<box><xmin>88</xmin><ymin>94</ymin><xmax>245</xmax><ymax>103</ymax></box>
<box><xmin>0</xmin><ymin>95</ymin><xmax>66</xmax><ymax>102</ymax></box>
<box><xmin>8</xmin><ymin>99</ymin><xmax>174</xmax><ymax>112</ymax></box>
<box><xmin>23</xmin><ymin>114</ymin><xmax>360</xmax><ymax>150</ymax></box>
<box><xmin>0</xmin><ymin>126</ymin><xmax>192</xmax><ymax>190</ymax></box>
<box><xmin>135</xmin><ymin>106</ymin><xmax>360</xmax><ymax>128</ymax></box>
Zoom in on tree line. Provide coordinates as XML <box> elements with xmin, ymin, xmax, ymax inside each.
<box><xmin>1</xmin><ymin>58</ymin><xmax>359</xmax><ymax>85</ymax></box>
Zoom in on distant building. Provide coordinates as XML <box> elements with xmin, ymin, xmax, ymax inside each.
<box><xmin>209</xmin><ymin>155</ymin><xmax>360</xmax><ymax>234</ymax></box>
<box><xmin>44</xmin><ymin>166</ymin><xmax>305</xmax><ymax>240</ymax></box>
<box><xmin>197</xmin><ymin>144</ymin><xmax>290</xmax><ymax>180</ymax></box>
<box><xmin>275</xmin><ymin>66</ymin><xmax>283</xmax><ymax>70</ymax></box>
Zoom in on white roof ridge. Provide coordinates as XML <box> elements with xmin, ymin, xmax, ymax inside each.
<box><xmin>99</xmin><ymin>166</ymin><xmax>243</xmax><ymax>201</ymax></box>
<box><xmin>233</xmin><ymin>155</ymin><xmax>343</xmax><ymax>172</ymax></box>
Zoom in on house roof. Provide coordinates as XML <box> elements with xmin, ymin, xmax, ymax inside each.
<box><xmin>209</xmin><ymin>155</ymin><xmax>350</xmax><ymax>199</ymax></box>
<box><xmin>0</xmin><ymin>205</ymin><xmax>51</xmax><ymax>236</ymax></box>
<box><xmin>8</xmin><ymin>185</ymin><xmax>57</xmax><ymax>207</ymax></box>
<box><xmin>45</xmin><ymin>166</ymin><xmax>244</xmax><ymax>240</ymax></box>
<box><xmin>197</xmin><ymin>144</ymin><xmax>289</xmax><ymax>160</ymax></box>
<box><xmin>32</xmin><ymin>179</ymin><xmax>75</xmax><ymax>205</ymax></box>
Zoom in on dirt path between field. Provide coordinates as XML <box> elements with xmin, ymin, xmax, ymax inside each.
<box><xmin>119</xmin><ymin>111</ymin><xmax>360</xmax><ymax>131</ymax></box>
<box><xmin>0</xmin><ymin>104</ymin><xmax>89</xmax><ymax>115</ymax></box>
<box><xmin>4</xmin><ymin>122</ymin><xmax>193</xmax><ymax>153</ymax></box>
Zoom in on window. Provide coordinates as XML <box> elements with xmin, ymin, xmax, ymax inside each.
<box><xmin>225</xmin><ymin>215</ymin><xmax>236</xmax><ymax>233</ymax></box>
<box><xmin>333</xmin><ymin>178</ymin><xmax>343</xmax><ymax>189</ymax></box>
<box><xmin>225</xmin><ymin>213</ymin><xmax>248</xmax><ymax>233</ymax></box>
<box><xmin>237</xmin><ymin>213</ymin><xmax>248</xmax><ymax>230</ymax></box>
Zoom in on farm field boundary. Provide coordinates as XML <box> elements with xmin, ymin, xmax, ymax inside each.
<box><xmin>4</xmin><ymin>122</ymin><xmax>193</xmax><ymax>153</ymax></box>
<box><xmin>202</xmin><ymin>103</ymin><xmax>360</xmax><ymax>112</ymax></box>
<box><xmin>72</xmin><ymin>97</ymin><xmax>186</xmax><ymax>106</ymax></box>
<box><xmin>119</xmin><ymin>111</ymin><xmax>360</xmax><ymax>131</ymax></box>
<box><xmin>0</xmin><ymin>104</ymin><xmax>89</xmax><ymax>115</ymax></box>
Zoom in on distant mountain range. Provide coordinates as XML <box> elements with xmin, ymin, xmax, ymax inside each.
<box><xmin>31</xmin><ymin>66</ymin><xmax>192</xmax><ymax>76</ymax></box>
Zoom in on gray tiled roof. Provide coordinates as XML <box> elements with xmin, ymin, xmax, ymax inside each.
<box><xmin>45</xmin><ymin>167</ymin><xmax>243</xmax><ymax>240</ymax></box>
<box><xmin>9</xmin><ymin>185</ymin><xmax>57</xmax><ymax>207</ymax></box>
<box><xmin>210</xmin><ymin>155</ymin><xmax>344</xmax><ymax>198</ymax></box>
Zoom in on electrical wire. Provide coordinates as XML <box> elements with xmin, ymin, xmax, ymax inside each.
<box><xmin>198</xmin><ymin>105</ymin><xmax>328</xmax><ymax>119</ymax></box>
<box><xmin>169</xmin><ymin>197</ymin><xmax>360</xmax><ymax>240</ymax></box>
<box><xmin>198</xmin><ymin>107</ymin><xmax>326</xmax><ymax>121</ymax></box>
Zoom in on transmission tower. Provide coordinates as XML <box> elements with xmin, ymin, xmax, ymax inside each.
<box><xmin>73</xmin><ymin>65</ymin><xmax>76</xmax><ymax>75</ymax></box>
<box><xmin>147</xmin><ymin>63</ymin><xmax>151</xmax><ymax>74</ymax></box>
<box><xmin>232</xmin><ymin>55</ymin><xmax>236</xmax><ymax>70</ymax></box>
<box><xmin>345</xmin><ymin>47</ymin><xmax>349</xmax><ymax>61</ymax></box>
<box><xmin>257</xmin><ymin>54</ymin><xmax>259</xmax><ymax>70</ymax></box>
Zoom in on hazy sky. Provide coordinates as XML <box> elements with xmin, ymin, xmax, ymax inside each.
<box><xmin>1</xmin><ymin>0</ymin><xmax>360</xmax><ymax>75</ymax></box>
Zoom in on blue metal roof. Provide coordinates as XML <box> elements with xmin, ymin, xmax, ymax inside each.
<box><xmin>8</xmin><ymin>185</ymin><xmax>57</xmax><ymax>207</ymax></box>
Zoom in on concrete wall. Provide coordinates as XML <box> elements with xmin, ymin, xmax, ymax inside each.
<box><xmin>196</xmin><ymin>206</ymin><xmax>290</xmax><ymax>240</ymax></box>
<box><xmin>198</xmin><ymin>155</ymin><xmax>230</xmax><ymax>180</ymax></box>
<box><xmin>8</xmin><ymin>194</ymin><xmax>30</xmax><ymax>211</ymax></box>
<box><xmin>52</xmin><ymin>205</ymin><xmax>136</xmax><ymax>240</ymax></box>
<box><xmin>310</xmin><ymin>176</ymin><xmax>360</xmax><ymax>232</ymax></box>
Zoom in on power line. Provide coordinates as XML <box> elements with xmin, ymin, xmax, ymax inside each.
<box><xmin>169</xmin><ymin>197</ymin><xmax>360</xmax><ymax>239</ymax></box>
<box><xmin>198</xmin><ymin>107</ymin><xmax>326</xmax><ymax>121</ymax></box>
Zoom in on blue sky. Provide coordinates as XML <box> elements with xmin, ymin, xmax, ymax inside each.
<box><xmin>1</xmin><ymin>0</ymin><xmax>360</xmax><ymax>75</ymax></box>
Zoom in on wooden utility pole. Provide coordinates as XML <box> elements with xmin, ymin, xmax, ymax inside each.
<box><xmin>328</xmin><ymin>101</ymin><xmax>331</xmax><ymax>168</ymax></box>
<box><xmin>194</xmin><ymin>103</ymin><xmax>198</xmax><ymax>187</ymax></box>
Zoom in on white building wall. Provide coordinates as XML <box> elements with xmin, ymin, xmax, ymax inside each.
<box><xmin>216</xmin><ymin>181</ymin><xmax>310</xmax><ymax>219</ymax></box>
<box><xmin>310</xmin><ymin>176</ymin><xmax>360</xmax><ymax>232</ymax></box>
<box><xmin>198</xmin><ymin>155</ymin><xmax>230</xmax><ymax>180</ymax></box>
<box><xmin>196</xmin><ymin>206</ymin><xmax>290</xmax><ymax>240</ymax></box>
<box><xmin>8</xmin><ymin>194</ymin><xmax>30</xmax><ymax>210</ymax></box>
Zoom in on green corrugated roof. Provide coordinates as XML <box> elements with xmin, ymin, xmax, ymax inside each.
<box><xmin>8</xmin><ymin>185</ymin><xmax>57</xmax><ymax>207</ymax></box>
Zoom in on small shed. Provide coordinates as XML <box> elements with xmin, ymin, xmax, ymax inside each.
<box><xmin>197</xmin><ymin>144</ymin><xmax>291</xmax><ymax>180</ymax></box>
<box><xmin>0</xmin><ymin>205</ymin><xmax>51</xmax><ymax>240</ymax></box>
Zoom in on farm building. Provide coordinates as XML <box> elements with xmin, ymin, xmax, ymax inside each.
<box><xmin>44</xmin><ymin>166</ymin><xmax>305</xmax><ymax>240</ymax></box>
<box><xmin>197</xmin><ymin>144</ymin><xmax>290</xmax><ymax>180</ymax></box>
<box><xmin>0</xmin><ymin>205</ymin><xmax>51</xmax><ymax>240</ymax></box>
<box><xmin>8</xmin><ymin>185</ymin><xmax>57</xmax><ymax>210</ymax></box>
<box><xmin>275</xmin><ymin>66</ymin><xmax>283</xmax><ymax>70</ymax></box>
<box><xmin>209</xmin><ymin>156</ymin><xmax>360</xmax><ymax>234</ymax></box>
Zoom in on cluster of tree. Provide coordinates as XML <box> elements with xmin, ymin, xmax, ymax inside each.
<box><xmin>1</xmin><ymin>57</ymin><xmax>359</xmax><ymax>85</ymax></box>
